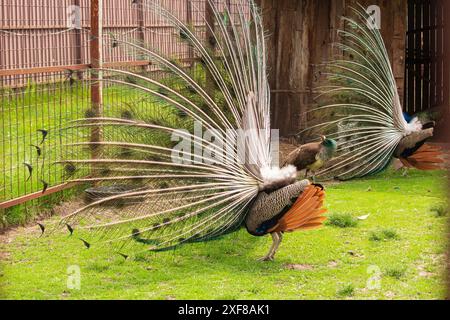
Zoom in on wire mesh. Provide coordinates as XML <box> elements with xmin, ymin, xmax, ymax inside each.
<box><xmin>0</xmin><ymin>0</ymin><xmax>247</xmax><ymax>212</ymax></box>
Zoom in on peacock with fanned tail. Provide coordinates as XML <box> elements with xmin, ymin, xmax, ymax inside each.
<box><xmin>305</xmin><ymin>5</ymin><xmax>445</xmax><ymax>180</ymax></box>
<box><xmin>38</xmin><ymin>0</ymin><xmax>327</xmax><ymax>261</ymax></box>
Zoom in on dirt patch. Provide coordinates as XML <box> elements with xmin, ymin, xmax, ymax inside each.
<box><xmin>50</xmin><ymin>199</ymin><xmax>85</xmax><ymax>219</ymax></box>
<box><xmin>414</xmin><ymin>253</ymin><xmax>446</xmax><ymax>278</ymax></box>
<box><xmin>0</xmin><ymin>198</ymin><xmax>84</xmax><ymax>248</ymax></box>
<box><xmin>327</xmin><ymin>260</ymin><xmax>339</xmax><ymax>268</ymax></box>
<box><xmin>285</xmin><ymin>263</ymin><xmax>314</xmax><ymax>271</ymax></box>
<box><xmin>347</xmin><ymin>250</ymin><xmax>365</xmax><ymax>258</ymax></box>
<box><xmin>0</xmin><ymin>233</ymin><xmax>12</xmax><ymax>261</ymax></box>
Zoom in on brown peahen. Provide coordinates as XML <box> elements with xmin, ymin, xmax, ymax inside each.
<box><xmin>307</xmin><ymin>5</ymin><xmax>445</xmax><ymax>180</ymax></box>
<box><xmin>283</xmin><ymin>135</ymin><xmax>337</xmax><ymax>180</ymax></box>
<box><xmin>39</xmin><ymin>0</ymin><xmax>327</xmax><ymax>261</ymax></box>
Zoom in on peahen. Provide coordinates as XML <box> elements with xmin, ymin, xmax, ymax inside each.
<box><xmin>283</xmin><ymin>135</ymin><xmax>337</xmax><ymax>180</ymax></box>
<box><xmin>306</xmin><ymin>5</ymin><xmax>445</xmax><ymax>180</ymax></box>
<box><xmin>39</xmin><ymin>0</ymin><xmax>327</xmax><ymax>261</ymax></box>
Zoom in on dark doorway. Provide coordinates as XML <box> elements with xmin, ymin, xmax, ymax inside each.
<box><xmin>404</xmin><ymin>0</ymin><xmax>448</xmax><ymax>116</ymax></box>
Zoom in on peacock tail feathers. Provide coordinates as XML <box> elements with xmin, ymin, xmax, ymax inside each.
<box><xmin>41</xmin><ymin>0</ymin><xmax>293</xmax><ymax>256</ymax></box>
<box><xmin>304</xmin><ymin>4</ymin><xmax>422</xmax><ymax>180</ymax></box>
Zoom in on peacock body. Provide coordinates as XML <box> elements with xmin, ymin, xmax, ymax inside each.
<box><xmin>40</xmin><ymin>0</ymin><xmax>327</xmax><ymax>261</ymax></box>
<box><xmin>283</xmin><ymin>136</ymin><xmax>337</xmax><ymax>179</ymax></box>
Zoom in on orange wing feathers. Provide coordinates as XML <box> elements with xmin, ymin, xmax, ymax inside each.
<box><xmin>269</xmin><ymin>185</ymin><xmax>327</xmax><ymax>233</ymax></box>
<box><xmin>400</xmin><ymin>144</ymin><xmax>445</xmax><ymax>170</ymax></box>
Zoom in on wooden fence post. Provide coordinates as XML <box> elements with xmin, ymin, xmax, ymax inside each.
<box><xmin>186</xmin><ymin>0</ymin><xmax>194</xmax><ymax>70</ymax></box>
<box><xmin>205</xmin><ymin>0</ymin><xmax>216</xmax><ymax>97</ymax></box>
<box><xmin>444</xmin><ymin>0</ymin><xmax>450</xmax><ymax>116</ymax></box>
<box><xmin>437</xmin><ymin>0</ymin><xmax>450</xmax><ymax>298</ymax></box>
<box><xmin>74</xmin><ymin>0</ymin><xmax>83</xmax><ymax>79</ymax></box>
<box><xmin>137</xmin><ymin>0</ymin><xmax>146</xmax><ymax>71</ymax></box>
<box><xmin>90</xmin><ymin>0</ymin><xmax>103</xmax><ymax>161</ymax></box>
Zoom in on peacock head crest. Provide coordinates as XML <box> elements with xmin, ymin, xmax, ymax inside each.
<box><xmin>320</xmin><ymin>135</ymin><xmax>337</xmax><ymax>150</ymax></box>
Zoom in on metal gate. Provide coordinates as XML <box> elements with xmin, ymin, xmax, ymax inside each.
<box><xmin>404</xmin><ymin>0</ymin><xmax>448</xmax><ymax>115</ymax></box>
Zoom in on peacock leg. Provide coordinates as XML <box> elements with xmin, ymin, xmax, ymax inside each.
<box><xmin>402</xmin><ymin>167</ymin><xmax>409</xmax><ymax>177</ymax></box>
<box><xmin>304</xmin><ymin>169</ymin><xmax>309</xmax><ymax>179</ymax></box>
<box><xmin>259</xmin><ymin>232</ymin><xmax>282</xmax><ymax>261</ymax></box>
<box><xmin>268</xmin><ymin>232</ymin><xmax>283</xmax><ymax>260</ymax></box>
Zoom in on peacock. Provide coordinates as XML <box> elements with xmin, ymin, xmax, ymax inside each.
<box><xmin>392</xmin><ymin>111</ymin><xmax>442</xmax><ymax>173</ymax></box>
<box><xmin>283</xmin><ymin>135</ymin><xmax>337</xmax><ymax>180</ymax></box>
<box><xmin>306</xmin><ymin>5</ymin><xmax>445</xmax><ymax>180</ymax></box>
<box><xmin>38</xmin><ymin>0</ymin><xmax>327</xmax><ymax>261</ymax></box>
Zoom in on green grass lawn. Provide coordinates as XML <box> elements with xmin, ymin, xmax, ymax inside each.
<box><xmin>0</xmin><ymin>169</ymin><xmax>448</xmax><ymax>300</ymax></box>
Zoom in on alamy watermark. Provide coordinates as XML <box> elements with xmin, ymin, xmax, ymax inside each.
<box><xmin>67</xmin><ymin>5</ymin><xmax>82</xmax><ymax>29</ymax></box>
<box><xmin>366</xmin><ymin>5</ymin><xmax>381</xmax><ymax>30</ymax></box>
<box><xmin>67</xmin><ymin>265</ymin><xmax>81</xmax><ymax>290</ymax></box>
<box><xmin>366</xmin><ymin>265</ymin><xmax>382</xmax><ymax>290</ymax></box>
<box><xmin>170</xmin><ymin>121</ymin><xmax>280</xmax><ymax>167</ymax></box>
